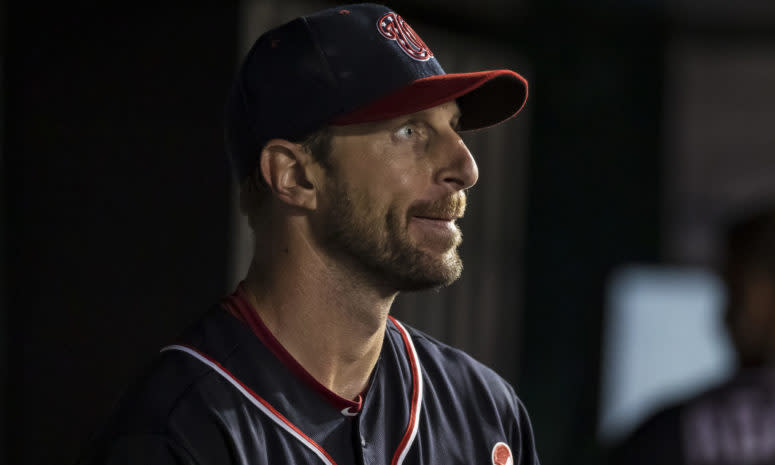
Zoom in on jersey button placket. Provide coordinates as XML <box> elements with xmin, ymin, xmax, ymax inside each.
<box><xmin>352</xmin><ymin>415</ymin><xmax>368</xmax><ymax>465</ymax></box>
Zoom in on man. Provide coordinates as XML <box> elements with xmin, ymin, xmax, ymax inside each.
<box><xmin>611</xmin><ymin>205</ymin><xmax>775</xmax><ymax>465</ymax></box>
<box><xmin>79</xmin><ymin>3</ymin><xmax>537</xmax><ymax>464</ymax></box>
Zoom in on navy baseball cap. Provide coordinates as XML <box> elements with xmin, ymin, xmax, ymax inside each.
<box><xmin>225</xmin><ymin>3</ymin><xmax>528</xmax><ymax>180</ymax></box>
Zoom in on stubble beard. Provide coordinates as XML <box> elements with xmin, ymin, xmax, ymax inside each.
<box><xmin>320</xmin><ymin>178</ymin><xmax>464</xmax><ymax>292</ymax></box>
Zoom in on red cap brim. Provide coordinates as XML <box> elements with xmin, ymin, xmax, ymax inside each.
<box><xmin>329</xmin><ymin>70</ymin><xmax>528</xmax><ymax>130</ymax></box>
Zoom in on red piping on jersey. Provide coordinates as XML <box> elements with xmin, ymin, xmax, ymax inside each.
<box><xmin>389</xmin><ymin>315</ymin><xmax>423</xmax><ymax>465</ymax></box>
<box><xmin>222</xmin><ymin>284</ymin><xmax>363</xmax><ymax>414</ymax></box>
<box><xmin>165</xmin><ymin>344</ymin><xmax>338</xmax><ymax>465</ymax></box>
<box><xmin>164</xmin><ymin>311</ymin><xmax>424</xmax><ymax>464</ymax></box>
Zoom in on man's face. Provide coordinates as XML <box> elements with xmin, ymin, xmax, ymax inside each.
<box><xmin>313</xmin><ymin>101</ymin><xmax>478</xmax><ymax>291</ymax></box>
<box><xmin>724</xmin><ymin>267</ymin><xmax>775</xmax><ymax>367</ymax></box>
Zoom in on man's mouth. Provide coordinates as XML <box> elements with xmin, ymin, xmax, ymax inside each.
<box><xmin>413</xmin><ymin>215</ymin><xmax>459</xmax><ymax>222</ymax></box>
<box><xmin>409</xmin><ymin>194</ymin><xmax>467</xmax><ymax>223</ymax></box>
<box><xmin>409</xmin><ymin>216</ymin><xmax>459</xmax><ymax>234</ymax></box>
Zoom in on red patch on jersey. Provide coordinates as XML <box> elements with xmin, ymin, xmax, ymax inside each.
<box><xmin>492</xmin><ymin>442</ymin><xmax>513</xmax><ymax>465</ymax></box>
<box><xmin>377</xmin><ymin>12</ymin><xmax>433</xmax><ymax>62</ymax></box>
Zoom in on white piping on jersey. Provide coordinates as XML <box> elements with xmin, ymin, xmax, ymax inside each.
<box><xmin>340</xmin><ymin>406</ymin><xmax>359</xmax><ymax>417</ymax></box>
<box><xmin>161</xmin><ymin>344</ymin><xmax>336</xmax><ymax>465</ymax></box>
<box><xmin>161</xmin><ymin>318</ymin><xmax>423</xmax><ymax>465</ymax></box>
<box><xmin>389</xmin><ymin>317</ymin><xmax>424</xmax><ymax>465</ymax></box>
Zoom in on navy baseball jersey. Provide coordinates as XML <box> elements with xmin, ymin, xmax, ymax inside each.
<box><xmin>79</xmin><ymin>287</ymin><xmax>539</xmax><ymax>464</ymax></box>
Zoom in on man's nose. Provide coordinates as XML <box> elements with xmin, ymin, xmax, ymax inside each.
<box><xmin>434</xmin><ymin>132</ymin><xmax>479</xmax><ymax>192</ymax></box>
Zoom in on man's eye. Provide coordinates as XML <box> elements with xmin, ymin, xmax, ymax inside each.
<box><xmin>397</xmin><ymin>125</ymin><xmax>415</xmax><ymax>139</ymax></box>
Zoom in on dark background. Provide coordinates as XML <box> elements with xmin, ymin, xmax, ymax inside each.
<box><xmin>3</xmin><ymin>4</ymin><xmax>236</xmax><ymax>465</ymax></box>
<box><xmin>2</xmin><ymin>1</ymin><xmax>774</xmax><ymax>465</ymax></box>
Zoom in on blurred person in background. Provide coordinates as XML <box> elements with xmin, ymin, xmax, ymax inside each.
<box><xmin>611</xmin><ymin>204</ymin><xmax>775</xmax><ymax>465</ymax></box>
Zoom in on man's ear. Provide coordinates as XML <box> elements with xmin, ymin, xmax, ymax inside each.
<box><xmin>259</xmin><ymin>139</ymin><xmax>319</xmax><ymax>210</ymax></box>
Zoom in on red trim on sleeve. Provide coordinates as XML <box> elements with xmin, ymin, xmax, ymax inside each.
<box><xmin>221</xmin><ymin>283</ymin><xmax>363</xmax><ymax>415</ymax></box>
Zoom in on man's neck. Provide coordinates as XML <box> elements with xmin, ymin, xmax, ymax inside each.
<box><xmin>242</xmin><ymin>234</ymin><xmax>396</xmax><ymax>401</ymax></box>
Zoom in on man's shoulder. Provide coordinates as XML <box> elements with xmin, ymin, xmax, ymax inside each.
<box><xmin>91</xmin><ymin>351</ymin><xmax>215</xmax><ymax>444</ymax></box>
<box><xmin>388</xmin><ymin>318</ymin><xmax>520</xmax><ymax>408</ymax></box>
<box><xmin>386</xmin><ymin>318</ymin><xmax>538</xmax><ymax>464</ymax></box>
<box><xmin>79</xmin><ymin>307</ymin><xmax>251</xmax><ymax>464</ymax></box>
<box><xmin>103</xmin><ymin>308</ymin><xmax>245</xmax><ymax>429</ymax></box>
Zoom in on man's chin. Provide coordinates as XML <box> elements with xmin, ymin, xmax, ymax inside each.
<box><xmin>391</xmin><ymin>251</ymin><xmax>463</xmax><ymax>292</ymax></box>
<box><xmin>407</xmin><ymin>222</ymin><xmax>462</xmax><ymax>254</ymax></box>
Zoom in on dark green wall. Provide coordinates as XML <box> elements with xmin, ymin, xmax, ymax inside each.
<box><xmin>520</xmin><ymin>4</ymin><xmax>665</xmax><ymax>464</ymax></box>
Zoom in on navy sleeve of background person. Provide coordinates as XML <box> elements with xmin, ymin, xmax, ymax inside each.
<box><xmin>609</xmin><ymin>404</ymin><xmax>684</xmax><ymax>465</ymax></box>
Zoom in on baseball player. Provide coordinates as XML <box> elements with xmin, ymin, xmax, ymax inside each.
<box><xmin>78</xmin><ymin>3</ymin><xmax>537</xmax><ymax>464</ymax></box>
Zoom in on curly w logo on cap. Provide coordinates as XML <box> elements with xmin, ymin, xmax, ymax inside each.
<box><xmin>377</xmin><ymin>12</ymin><xmax>434</xmax><ymax>61</ymax></box>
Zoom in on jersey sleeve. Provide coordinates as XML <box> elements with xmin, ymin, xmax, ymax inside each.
<box><xmin>78</xmin><ymin>434</ymin><xmax>199</xmax><ymax>465</ymax></box>
<box><xmin>511</xmin><ymin>393</ymin><xmax>541</xmax><ymax>465</ymax></box>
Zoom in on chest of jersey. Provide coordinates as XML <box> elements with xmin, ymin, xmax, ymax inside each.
<box><xmin>163</xmin><ymin>318</ymin><xmax>519</xmax><ymax>465</ymax></box>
